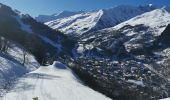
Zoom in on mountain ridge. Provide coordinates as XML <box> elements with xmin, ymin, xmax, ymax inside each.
<box><xmin>44</xmin><ymin>5</ymin><xmax>158</xmax><ymax>37</ymax></box>
<box><xmin>36</xmin><ymin>11</ymin><xmax>84</xmax><ymax>23</ymax></box>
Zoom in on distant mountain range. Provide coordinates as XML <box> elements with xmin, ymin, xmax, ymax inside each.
<box><xmin>38</xmin><ymin>5</ymin><xmax>170</xmax><ymax>38</ymax></box>
<box><xmin>36</xmin><ymin>5</ymin><xmax>158</xmax><ymax>36</ymax></box>
<box><xmin>1</xmin><ymin>3</ymin><xmax>170</xmax><ymax>100</ymax></box>
<box><xmin>36</xmin><ymin>11</ymin><xmax>84</xmax><ymax>23</ymax></box>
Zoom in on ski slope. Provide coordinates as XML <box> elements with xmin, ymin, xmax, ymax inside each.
<box><xmin>1</xmin><ymin>61</ymin><xmax>111</xmax><ymax>100</ymax></box>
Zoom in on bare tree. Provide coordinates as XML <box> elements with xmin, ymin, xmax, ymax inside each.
<box><xmin>22</xmin><ymin>48</ymin><xmax>28</xmax><ymax>66</ymax></box>
<box><xmin>0</xmin><ymin>37</ymin><xmax>9</xmax><ymax>53</ymax></box>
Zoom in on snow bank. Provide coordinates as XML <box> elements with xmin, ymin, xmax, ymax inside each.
<box><xmin>52</xmin><ymin>61</ymin><xmax>67</xmax><ymax>69</ymax></box>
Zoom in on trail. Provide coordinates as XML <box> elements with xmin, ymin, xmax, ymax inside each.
<box><xmin>1</xmin><ymin>61</ymin><xmax>111</xmax><ymax>100</ymax></box>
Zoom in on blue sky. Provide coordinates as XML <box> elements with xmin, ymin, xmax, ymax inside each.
<box><xmin>0</xmin><ymin>0</ymin><xmax>170</xmax><ymax>17</ymax></box>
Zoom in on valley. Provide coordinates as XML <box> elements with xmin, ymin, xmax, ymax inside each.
<box><xmin>0</xmin><ymin>2</ymin><xmax>170</xmax><ymax>100</ymax></box>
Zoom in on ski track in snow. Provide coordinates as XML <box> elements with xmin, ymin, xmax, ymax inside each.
<box><xmin>1</xmin><ymin>62</ymin><xmax>111</xmax><ymax>100</ymax></box>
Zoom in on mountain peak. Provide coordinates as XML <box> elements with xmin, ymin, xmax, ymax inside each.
<box><xmin>54</xmin><ymin>10</ymin><xmax>84</xmax><ymax>16</ymax></box>
<box><xmin>143</xmin><ymin>8</ymin><xmax>169</xmax><ymax>17</ymax></box>
<box><xmin>36</xmin><ymin>11</ymin><xmax>84</xmax><ymax>22</ymax></box>
<box><xmin>112</xmin><ymin>8</ymin><xmax>170</xmax><ymax>37</ymax></box>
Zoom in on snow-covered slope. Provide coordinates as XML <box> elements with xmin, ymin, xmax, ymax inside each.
<box><xmin>36</xmin><ymin>11</ymin><xmax>84</xmax><ymax>23</ymax></box>
<box><xmin>75</xmin><ymin>8</ymin><xmax>170</xmax><ymax>57</ymax></box>
<box><xmin>0</xmin><ymin>53</ymin><xmax>27</xmax><ymax>96</ymax></box>
<box><xmin>111</xmin><ymin>8</ymin><xmax>170</xmax><ymax>52</ymax></box>
<box><xmin>45</xmin><ymin>10</ymin><xmax>104</xmax><ymax>36</ymax></box>
<box><xmin>7</xmin><ymin>43</ymin><xmax>40</xmax><ymax>71</ymax></box>
<box><xmin>0</xmin><ymin>39</ymin><xmax>40</xmax><ymax>96</ymax></box>
<box><xmin>45</xmin><ymin>5</ymin><xmax>157</xmax><ymax>36</ymax></box>
<box><xmin>113</xmin><ymin>8</ymin><xmax>170</xmax><ymax>36</ymax></box>
<box><xmin>1</xmin><ymin>61</ymin><xmax>111</xmax><ymax>100</ymax></box>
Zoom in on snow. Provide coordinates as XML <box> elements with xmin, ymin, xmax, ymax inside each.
<box><xmin>149</xmin><ymin>4</ymin><xmax>153</xmax><ymax>7</ymax></box>
<box><xmin>127</xmin><ymin>80</ymin><xmax>144</xmax><ymax>86</ymax></box>
<box><xmin>45</xmin><ymin>10</ymin><xmax>103</xmax><ymax>36</ymax></box>
<box><xmin>160</xmin><ymin>98</ymin><xmax>170</xmax><ymax>100</ymax></box>
<box><xmin>7</xmin><ymin>44</ymin><xmax>40</xmax><ymax>71</ymax></box>
<box><xmin>113</xmin><ymin>9</ymin><xmax>170</xmax><ymax>36</ymax></box>
<box><xmin>97</xmin><ymin>8</ymin><xmax>170</xmax><ymax>53</ymax></box>
<box><xmin>45</xmin><ymin>5</ymin><xmax>156</xmax><ymax>36</ymax></box>
<box><xmin>0</xmin><ymin>39</ymin><xmax>39</xmax><ymax>97</ymax></box>
<box><xmin>82</xmin><ymin>35</ymin><xmax>95</xmax><ymax>42</ymax></box>
<box><xmin>15</xmin><ymin>15</ymin><xmax>62</xmax><ymax>51</ymax></box>
<box><xmin>14</xmin><ymin>16</ymin><xmax>33</xmax><ymax>34</ymax></box>
<box><xmin>1</xmin><ymin>61</ymin><xmax>111</xmax><ymax>100</ymax></box>
<box><xmin>77</xmin><ymin>44</ymin><xmax>84</xmax><ymax>54</ymax></box>
<box><xmin>15</xmin><ymin>15</ymin><xmax>63</xmax><ymax>53</ymax></box>
<box><xmin>0</xmin><ymin>53</ymin><xmax>27</xmax><ymax>82</ymax></box>
<box><xmin>0</xmin><ymin>53</ymin><xmax>27</xmax><ymax>96</ymax></box>
<box><xmin>39</xmin><ymin>36</ymin><xmax>62</xmax><ymax>51</ymax></box>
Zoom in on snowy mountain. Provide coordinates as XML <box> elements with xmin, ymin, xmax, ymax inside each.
<box><xmin>36</xmin><ymin>11</ymin><xmax>84</xmax><ymax>23</ymax></box>
<box><xmin>45</xmin><ymin>5</ymin><xmax>157</xmax><ymax>36</ymax></box>
<box><xmin>110</xmin><ymin>8</ymin><xmax>170</xmax><ymax>53</ymax></box>
<box><xmin>113</xmin><ymin>8</ymin><xmax>170</xmax><ymax>34</ymax></box>
<box><xmin>67</xmin><ymin>8</ymin><xmax>170</xmax><ymax>100</ymax></box>
<box><xmin>1</xmin><ymin>61</ymin><xmax>111</xmax><ymax>100</ymax></box>
<box><xmin>77</xmin><ymin>8</ymin><xmax>170</xmax><ymax>57</ymax></box>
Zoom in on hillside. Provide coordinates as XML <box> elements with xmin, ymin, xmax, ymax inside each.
<box><xmin>0</xmin><ymin>37</ymin><xmax>39</xmax><ymax>96</ymax></box>
<box><xmin>0</xmin><ymin>3</ymin><xmax>74</xmax><ymax>64</ymax></box>
<box><xmin>36</xmin><ymin>11</ymin><xmax>84</xmax><ymax>23</ymax></box>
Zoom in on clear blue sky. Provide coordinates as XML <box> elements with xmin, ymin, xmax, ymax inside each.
<box><xmin>0</xmin><ymin>0</ymin><xmax>170</xmax><ymax>17</ymax></box>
